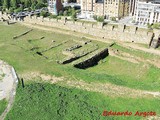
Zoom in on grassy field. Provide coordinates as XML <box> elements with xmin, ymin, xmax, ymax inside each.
<box><xmin>0</xmin><ymin>22</ymin><xmax>160</xmax><ymax>91</ymax></box>
<box><xmin>0</xmin><ymin>22</ymin><xmax>160</xmax><ymax>119</ymax></box>
<box><xmin>0</xmin><ymin>99</ymin><xmax>7</xmax><ymax>115</ymax></box>
<box><xmin>5</xmin><ymin>81</ymin><xmax>160</xmax><ymax>120</ymax></box>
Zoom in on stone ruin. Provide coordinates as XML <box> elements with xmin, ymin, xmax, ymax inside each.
<box><xmin>73</xmin><ymin>48</ymin><xmax>109</xmax><ymax>69</ymax></box>
<box><xmin>58</xmin><ymin>41</ymin><xmax>99</xmax><ymax>64</ymax></box>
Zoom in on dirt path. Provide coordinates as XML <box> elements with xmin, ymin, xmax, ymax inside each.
<box><xmin>109</xmin><ymin>48</ymin><xmax>160</xmax><ymax>68</ymax></box>
<box><xmin>61</xmin><ymin>80</ymin><xmax>160</xmax><ymax>98</ymax></box>
<box><xmin>118</xmin><ymin>42</ymin><xmax>160</xmax><ymax>56</ymax></box>
<box><xmin>0</xmin><ymin>61</ymin><xmax>18</xmax><ymax>120</ymax></box>
<box><xmin>109</xmin><ymin>48</ymin><xmax>140</xmax><ymax>64</ymax></box>
<box><xmin>21</xmin><ymin>72</ymin><xmax>160</xmax><ymax>99</ymax></box>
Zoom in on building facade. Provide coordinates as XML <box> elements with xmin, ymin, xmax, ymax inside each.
<box><xmin>134</xmin><ymin>0</ymin><xmax>160</xmax><ymax>25</ymax></box>
<box><xmin>48</xmin><ymin>0</ymin><xmax>63</xmax><ymax>15</ymax></box>
<box><xmin>63</xmin><ymin>0</ymin><xmax>80</xmax><ymax>4</ymax></box>
<box><xmin>129</xmin><ymin>0</ymin><xmax>136</xmax><ymax>16</ymax></box>
<box><xmin>81</xmin><ymin>0</ymin><xmax>130</xmax><ymax>19</ymax></box>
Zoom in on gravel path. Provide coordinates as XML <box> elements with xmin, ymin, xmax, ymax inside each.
<box><xmin>118</xmin><ymin>42</ymin><xmax>160</xmax><ymax>56</ymax></box>
<box><xmin>0</xmin><ymin>60</ymin><xmax>18</xmax><ymax>120</ymax></box>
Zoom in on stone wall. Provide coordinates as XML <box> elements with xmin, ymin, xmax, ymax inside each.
<box><xmin>74</xmin><ymin>48</ymin><xmax>109</xmax><ymax>69</ymax></box>
<box><xmin>22</xmin><ymin>16</ymin><xmax>155</xmax><ymax>44</ymax></box>
<box><xmin>0</xmin><ymin>12</ymin><xmax>157</xmax><ymax>44</ymax></box>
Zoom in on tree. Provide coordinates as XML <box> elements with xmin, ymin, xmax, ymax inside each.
<box><xmin>71</xmin><ymin>10</ymin><xmax>76</xmax><ymax>20</ymax></box>
<box><xmin>31</xmin><ymin>2</ymin><xmax>36</xmax><ymax>10</ymax></box>
<box><xmin>8</xmin><ymin>7</ymin><xmax>14</xmax><ymax>13</ymax></box>
<box><xmin>14</xmin><ymin>7</ymin><xmax>22</xmax><ymax>13</ymax></box>
<box><xmin>24</xmin><ymin>0</ymin><xmax>32</xmax><ymax>8</ymax></box>
<box><xmin>3</xmin><ymin>0</ymin><xmax>11</xmax><ymax>10</ymax></box>
<box><xmin>0</xmin><ymin>0</ymin><xmax>3</xmax><ymax>6</ymax></box>
<box><xmin>40</xmin><ymin>11</ymin><xmax>49</xmax><ymax>17</ymax></box>
<box><xmin>11</xmin><ymin>0</ymin><xmax>17</xmax><ymax>8</ymax></box>
<box><xmin>35</xmin><ymin>2</ymin><xmax>46</xmax><ymax>9</ymax></box>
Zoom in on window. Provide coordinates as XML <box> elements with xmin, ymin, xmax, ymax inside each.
<box><xmin>96</xmin><ymin>0</ymin><xmax>104</xmax><ymax>3</ymax></box>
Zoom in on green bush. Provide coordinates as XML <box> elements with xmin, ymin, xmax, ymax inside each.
<box><xmin>63</xmin><ymin>10</ymin><xmax>68</xmax><ymax>16</ymax></box>
<box><xmin>0</xmin><ymin>6</ymin><xmax>3</xmax><ymax>11</ymax></box>
<box><xmin>58</xmin><ymin>10</ymin><xmax>63</xmax><ymax>16</ymax></box>
<box><xmin>40</xmin><ymin>11</ymin><xmax>49</xmax><ymax>18</ymax></box>
<box><xmin>14</xmin><ymin>7</ymin><xmax>22</xmax><ymax>13</ymax></box>
<box><xmin>147</xmin><ymin>23</ymin><xmax>152</xmax><ymax>29</ymax></box>
<box><xmin>132</xmin><ymin>20</ymin><xmax>135</xmax><ymax>23</ymax></box>
<box><xmin>110</xmin><ymin>17</ymin><xmax>116</xmax><ymax>21</ymax></box>
<box><xmin>68</xmin><ymin>8</ymin><xmax>74</xmax><ymax>16</ymax></box>
<box><xmin>147</xmin><ymin>23</ymin><xmax>160</xmax><ymax>29</ymax></box>
<box><xmin>57</xmin><ymin>16</ymin><xmax>61</xmax><ymax>20</ymax></box>
<box><xmin>35</xmin><ymin>2</ymin><xmax>46</xmax><ymax>9</ymax></box>
<box><xmin>93</xmin><ymin>15</ymin><xmax>97</xmax><ymax>20</ymax></box>
<box><xmin>49</xmin><ymin>14</ymin><xmax>57</xmax><ymax>19</ymax></box>
<box><xmin>7</xmin><ymin>7</ymin><xmax>14</xmax><ymax>14</ymax></box>
<box><xmin>31</xmin><ymin>3</ymin><xmax>36</xmax><ymax>10</ymax></box>
<box><xmin>97</xmin><ymin>16</ymin><xmax>104</xmax><ymax>22</ymax></box>
<box><xmin>71</xmin><ymin>11</ymin><xmax>77</xmax><ymax>20</ymax></box>
<box><xmin>152</xmin><ymin>23</ymin><xmax>160</xmax><ymax>29</ymax></box>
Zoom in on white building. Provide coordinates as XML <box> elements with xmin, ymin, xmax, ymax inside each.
<box><xmin>80</xmin><ymin>0</ymin><xmax>130</xmax><ymax>19</ymax></box>
<box><xmin>48</xmin><ymin>0</ymin><xmax>63</xmax><ymax>15</ymax></box>
<box><xmin>134</xmin><ymin>0</ymin><xmax>160</xmax><ymax>25</ymax></box>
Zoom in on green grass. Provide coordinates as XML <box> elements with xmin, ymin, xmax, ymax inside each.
<box><xmin>0</xmin><ymin>21</ymin><xmax>160</xmax><ymax>120</ymax></box>
<box><xmin>5</xmin><ymin>81</ymin><xmax>160</xmax><ymax>120</ymax></box>
<box><xmin>0</xmin><ymin>99</ymin><xmax>7</xmax><ymax>115</ymax></box>
<box><xmin>0</xmin><ymin>22</ymin><xmax>160</xmax><ymax>91</ymax></box>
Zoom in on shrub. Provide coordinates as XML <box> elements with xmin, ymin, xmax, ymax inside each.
<box><xmin>49</xmin><ymin>14</ymin><xmax>57</xmax><ymax>19</ymax></box>
<box><xmin>110</xmin><ymin>17</ymin><xmax>116</xmax><ymax>21</ymax></box>
<box><xmin>93</xmin><ymin>15</ymin><xmax>97</xmax><ymax>20</ymax></box>
<box><xmin>40</xmin><ymin>11</ymin><xmax>49</xmax><ymax>17</ymax></box>
<box><xmin>35</xmin><ymin>2</ymin><xmax>46</xmax><ymax>9</ymax></box>
<box><xmin>71</xmin><ymin>10</ymin><xmax>77</xmax><ymax>20</ymax></box>
<box><xmin>68</xmin><ymin>8</ymin><xmax>74</xmax><ymax>16</ymax></box>
<box><xmin>57</xmin><ymin>16</ymin><xmax>61</xmax><ymax>20</ymax></box>
<box><xmin>58</xmin><ymin>10</ymin><xmax>63</xmax><ymax>16</ymax></box>
<box><xmin>63</xmin><ymin>10</ymin><xmax>68</xmax><ymax>16</ymax></box>
<box><xmin>31</xmin><ymin>3</ymin><xmax>36</xmax><ymax>10</ymax></box>
<box><xmin>0</xmin><ymin>6</ymin><xmax>3</xmax><ymax>11</ymax></box>
<box><xmin>152</xmin><ymin>23</ymin><xmax>160</xmax><ymax>29</ymax></box>
<box><xmin>147</xmin><ymin>23</ymin><xmax>152</xmax><ymax>29</ymax></box>
<box><xmin>132</xmin><ymin>20</ymin><xmax>135</xmax><ymax>23</ymax></box>
<box><xmin>14</xmin><ymin>7</ymin><xmax>22</xmax><ymax>13</ymax></box>
<box><xmin>97</xmin><ymin>16</ymin><xmax>104</xmax><ymax>22</ymax></box>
